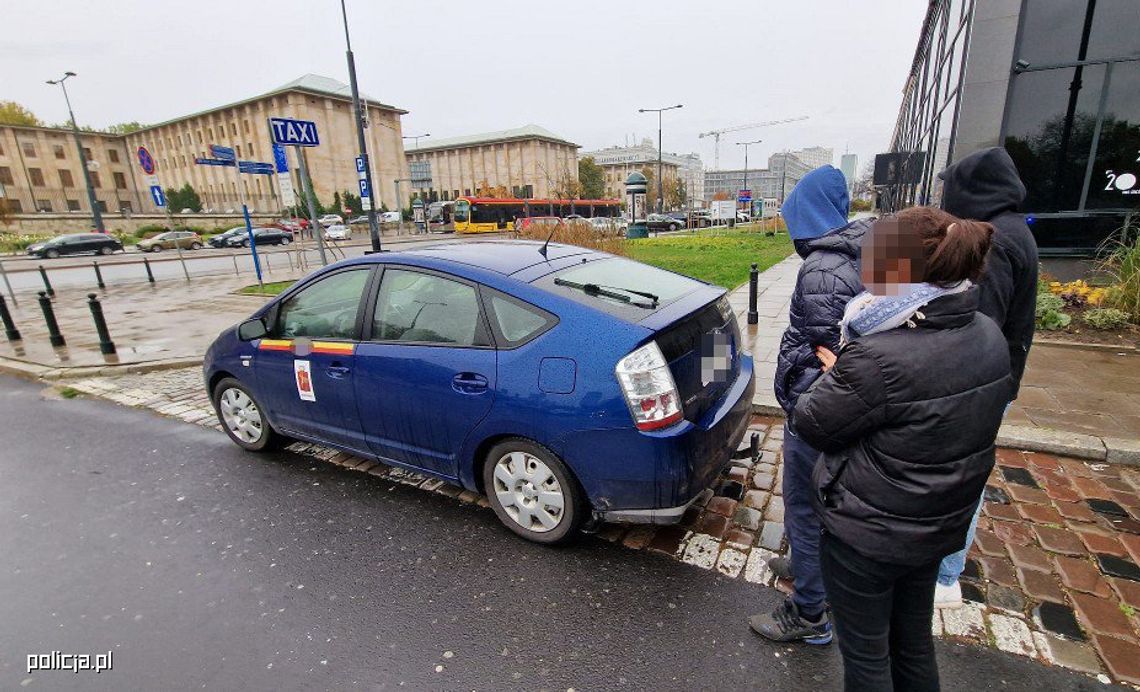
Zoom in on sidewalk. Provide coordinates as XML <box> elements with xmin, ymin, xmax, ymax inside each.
<box><xmin>730</xmin><ymin>255</ymin><xmax>1140</xmax><ymax>463</ymax></box>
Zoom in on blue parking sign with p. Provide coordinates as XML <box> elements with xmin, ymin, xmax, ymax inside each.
<box><xmin>150</xmin><ymin>185</ymin><xmax>166</xmax><ymax>207</ymax></box>
<box><xmin>359</xmin><ymin>178</ymin><xmax>370</xmax><ymax>199</ymax></box>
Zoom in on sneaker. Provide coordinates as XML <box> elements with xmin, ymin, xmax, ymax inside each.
<box><xmin>934</xmin><ymin>580</ymin><xmax>963</xmax><ymax>609</ymax></box>
<box><xmin>769</xmin><ymin>555</ymin><xmax>794</xmax><ymax>580</ymax></box>
<box><xmin>749</xmin><ymin>598</ymin><xmax>833</xmax><ymax>645</ymax></box>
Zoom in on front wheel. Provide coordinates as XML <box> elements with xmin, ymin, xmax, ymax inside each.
<box><xmin>483</xmin><ymin>438</ymin><xmax>583</xmax><ymax>544</ymax></box>
<box><xmin>280</xmin><ymin>236</ymin><xmax>291</xmax><ymax>245</ymax></box>
<box><xmin>44</xmin><ymin>249</ymin><xmax>60</xmax><ymax>259</ymax></box>
<box><xmin>101</xmin><ymin>245</ymin><xmax>115</xmax><ymax>255</ymax></box>
<box><xmin>190</xmin><ymin>242</ymin><xmax>202</xmax><ymax>250</ymax></box>
<box><xmin>150</xmin><ymin>245</ymin><xmax>162</xmax><ymax>253</ymax></box>
<box><xmin>212</xmin><ymin>377</ymin><xmax>282</xmax><ymax>452</ymax></box>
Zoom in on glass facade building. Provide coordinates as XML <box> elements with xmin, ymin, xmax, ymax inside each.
<box><xmin>882</xmin><ymin>0</ymin><xmax>1140</xmax><ymax>255</ymax></box>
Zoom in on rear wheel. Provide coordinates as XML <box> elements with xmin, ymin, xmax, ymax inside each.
<box><xmin>212</xmin><ymin>377</ymin><xmax>282</xmax><ymax>452</ymax></box>
<box><xmin>190</xmin><ymin>242</ymin><xmax>202</xmax><ymax>250</ymax></box>
<box><xmin>150</xmin><ymin>245</ymin><xmax>162</xmax><ymax>253</ymax></box>
<box><xmin>483</xmin><ymin>438</ymin><xmax>583</xmax><ymax>544</ymax></box>
<box><xmin>44</xmin><ymin>249</ymin><xmax>60</xmax><ymax>259</ymax></box>
<box><xmin>280</xmin><ymin>236</ymin><xmax>291</xmax><ymax>245</ymax></box>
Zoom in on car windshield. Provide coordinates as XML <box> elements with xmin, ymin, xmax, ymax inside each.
<box><xmin>541</xmin><ymin>257</ymin><xmax>704</xmax><ymax>315</ymax></box>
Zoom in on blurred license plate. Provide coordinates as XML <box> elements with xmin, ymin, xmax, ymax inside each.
<box><xmin>700</xmin><ymin>331</ymin><xmax>734</xmax><ymax>387</ymax></box>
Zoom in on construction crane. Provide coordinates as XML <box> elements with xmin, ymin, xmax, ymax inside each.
<box><xmin>699</xmin><ymin>116</ymin><xmax>810</xmax><ymax>169</ymax></box>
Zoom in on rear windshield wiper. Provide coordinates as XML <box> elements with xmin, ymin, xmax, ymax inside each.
<box><xmin>554</xmin><ymin>278</ymin><xmax>659</xmax><ymax>308</ymax></box>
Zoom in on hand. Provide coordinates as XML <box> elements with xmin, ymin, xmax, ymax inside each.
<box><xmin>816</xmin><ymin>346</ymin><xmax>837</xmax><ymax>372</ymax></box>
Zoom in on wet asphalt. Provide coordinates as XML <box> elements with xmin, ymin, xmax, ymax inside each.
<box><xmin>0</xmin><ymin>376</ymin><xmax>1113</xmax><ymax>691</ymax></box>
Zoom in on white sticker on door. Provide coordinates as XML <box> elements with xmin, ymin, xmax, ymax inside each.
<box><xmin>294</xmin><ymin>359</ymin><xmax>316</xmax><ymax>402</ymax></box>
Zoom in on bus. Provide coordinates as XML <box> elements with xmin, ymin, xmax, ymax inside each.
<box><xmin>453</xmin><ymin>197</ymin><xmax>622</xmax><ymax>233</ymax></box>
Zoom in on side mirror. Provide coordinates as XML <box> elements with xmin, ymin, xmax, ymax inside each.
<box><xmin>237</xmin><ymin>318</ymin><xmax>268</xmax><ymax>341</ymax></box>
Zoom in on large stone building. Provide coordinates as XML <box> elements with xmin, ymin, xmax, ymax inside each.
<box><xmin>403</xmin><ymin>125</ymin><xmax>579</xmax><ymax>202</ymax></box>
<box><xmin>704</xmin><ymin>151</ymin><xmax>813</xmax><ymax>204</ymax></box>
<box><xmin>579</xmin><ymin>139</ymin><xmax>704</xmax><ymax>206</ymax></box>
<box><xmin>0</xmin><ymin>74</ymin><xmax>410</xmax><ymax>220</ymax></box>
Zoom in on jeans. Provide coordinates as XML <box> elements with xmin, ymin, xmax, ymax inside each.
<box><xmin>936</xmin><ymin>497</ymin><xmax>984</xmax><ymax>586</ymax></box>
<box><xmin>821</xmin><ymin>531</ymin><xmax>942</xmax><ymax>692</ymax></box>
<box><xmin>782</xmin><ymin>422</ymin><xmax>827</xmax><ymax>615</ymax></box>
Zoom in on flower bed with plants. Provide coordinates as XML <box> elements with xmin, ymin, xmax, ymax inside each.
<box><xmin>1035</xmin><ymin>235</ymin><xmax>1140</xmax><ymax>348</ymax></box>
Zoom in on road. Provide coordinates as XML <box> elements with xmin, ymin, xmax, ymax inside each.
<box><xmin>0</xmin><ymin>232</ymin><xmax>489</xmax><ymax>295</ymax></box>
<box><xmin>0</xmin><ymin>376</ymin><xmax>1111</xmax><ymax>691</ymax></box>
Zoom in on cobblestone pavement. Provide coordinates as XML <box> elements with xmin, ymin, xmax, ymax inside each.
<box><xmin>65</xmin><ymin>367</ymin><xmax>1140</xmax><ymax>686</ymax></box>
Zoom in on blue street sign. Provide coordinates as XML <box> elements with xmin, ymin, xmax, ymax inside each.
<box><xmin>150</xmin><ymin>185</ymin><xmax>166</xmax><ymax>207</ymax></box>
<box><xmin>355</xmin><ymin>156</ymin><xmax>365</xmax><ymax>174</ymax></box>
<box><xmin>137</xmin><ymin>146</ymin><xmax>156</xmax><ymax>175</ymax></box>
<box><xmin>268</xmin><ymin>117</ymin><xmax>320</xmax><ymax>147</ymax></box>
<box><xmin>738</xmin><ymin>189</ymin><xmax>752</xmax><ymax>202</ymax></box>
<box><xmin>238</xmin><ymin>161</ymin><xmax>275</xmax><ymax>175</ymax></box>
<box><xmin>359</xmin><ymin>178</ymin><xmax>371</xmax><ymax>199</ymax></box>
<box><xmin>195</xmin><ymin>157</ymin><xmax>234</xmax><ymax>167</ymax></box>
<box><xmin>209</xmin><ymin>144</ymin><xmax>235</xmax><ymax>161</ymax></box>
<box><xmin>272</xmin><ymin>144</ymin><xmax>289</xmax><ymax>174</ymax></box>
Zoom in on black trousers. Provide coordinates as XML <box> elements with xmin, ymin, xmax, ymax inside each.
<box><xmin>820</xmin><ymin>531</ymin><xmax>941</xmax><ymax>692</ymax></box>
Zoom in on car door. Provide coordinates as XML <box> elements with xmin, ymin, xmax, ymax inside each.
<box><xmin>353</xmin><ymin>266</ymin><xmax>497</xmax><ymax>478</ymax></box>
<box><xmin>253</xmin><ymin>266</ymin><xmax>374</xmax><ymax>454</ymax></box>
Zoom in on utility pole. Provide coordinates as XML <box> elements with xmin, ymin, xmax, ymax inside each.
<box><xmin>738</xmin><ymin>139</ymin><xmax>761</xmax><ymax>217</ymax></box>
<box><xmin>340</xmin><ymin>0</ymin><xmax>381</xmax><ymax>252</ymax></box>
<box><xmin>639</xmin><ymin>104</ymin><xmax>682</xmax><ymax>213</ymax></box>
<box><xmin>47</xmin><ymin>72</ymin><xmax>104</xmax><ymax>232</ymax></box>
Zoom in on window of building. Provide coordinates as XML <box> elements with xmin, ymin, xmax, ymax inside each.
<box><xmin>96</xmin><ymin>200</ymin><xmax>107</xmax><ymax>212</ymax></box>
<box><xmin>454</xmin><ymin>189</ymin><xmax>460</xmax><ymax>199</ymax></box>
<box><xmin>36</xmin><ymin>199</ymin><xmax>52</xmax><ymax>212</ymax></box>
<box><xmin>29</xmin><ymin>168</ymin><xmax>45</xmax><ymax>186</ymax></box>
<box><xmin>58</xmin><ymin>169</ymin><xmax>74</xmax><ymax>187</ymax></box>
<box><xmin>243</xmin><ymin>120</ymin><xmax>250</xmax><ymax>134</ymax></box>
<box><xmin>66</xmin><ymin>199</ymin><xmax>80</xmax><ymax>211</ymax></box>
<box><xmin>89</xmin><ymin>171</ymin><xmax>102</xmax><ymax>188</ymax></box>
<box><xmin>83</xmin><ymin>147</ymin><xmax>93</xmax><ymax>160</ymax></box>
<box><xmin>22</xmin><ymin>142</ymin><xmax>36</xmax><ymax>158</ymax></box>
<box><xmin>1018</xmin><ymin>0</ymin><xmax>1140</xmax><ymax>66</ymax></box>
<box><xmin>0</xmin><ymin>167</ymin><xmax>13</xmax><ymax>185</ymax></box>
<box><xmin>108</xmin><ymin>149</ymin><xmax>119</xmax><ymax>163</ymax></box>
<box><xmin>6</xmin><ymin>199</ymin><xmax>22</xmax><ymax>213</ymax></box>
<box><xmin>114</xmin><ymin>171</ymin><xmax>127</xmax><ymax>190</ymax></box>
<box><xmin>53</xmin><ymin>144</ymin><xmax>66</xmax><ymax>159</ymax></box>
<box><xmin>236</xmin><ymin>145</ymin><xmax>242</xmax><ymax>157</ymax></box>
<box><xmin>229</xmin><ymin>123</ymin><xmax>237</xmax><ymax>137</ymax></box>
<box><xmin>120</xmin><ymin>201</ymin><xmax>133</xmax><ymax>213</ymax></box>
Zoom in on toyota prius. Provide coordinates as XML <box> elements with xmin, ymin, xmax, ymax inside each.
<box><xmin>203</xmin><ymin>241</ymin><xmax>754</xmax><ymax>544</ymax></box>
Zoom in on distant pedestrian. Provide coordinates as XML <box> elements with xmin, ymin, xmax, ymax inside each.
<box><xmin>750</xmin><ymin>165</ymin><xmax>872</xmax><ymax>646</ymax></box>
<box><xmin>933</xmin><ymin>146</ymin><xmax>1039</xmax><ymax>609</ymax></box>
<box><xmin>794</xmin><ymin>206</ymin><xmax>1012</xmax><ymax>691</ymax></box>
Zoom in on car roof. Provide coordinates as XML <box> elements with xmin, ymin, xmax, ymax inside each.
<box><xmin>386</xmin><ymin>240</ymin><xmax>599</xmax><ymax>276</ymax></box>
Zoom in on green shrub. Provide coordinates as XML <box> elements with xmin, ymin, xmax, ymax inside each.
<box><xmin>1083</xmin><ymin>307</ymin><xmax>1131</xmax><ymax>330</ymax></box>
<box><xmin>1099</xmin><ymin>226</ymin><xmax>1140</xmax><ymax>322</ymax></box>
<box><xmin>1036</xmin><ymin>293</ymin><xmax>1071</xmax><ymax>330</ymax></box>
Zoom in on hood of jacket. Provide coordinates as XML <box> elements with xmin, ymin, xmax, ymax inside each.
<box><xmin>794</xmin><ymin>217</ymin><xmax>871</xmax><ymax>260</ymax></box>
<box><xmin>939</xmin><ymin>147</ymin><xmax>1026</xmax><ymax>221</ymax></box>
<box><xmin>783</xmin><ymin>165</ymin><xmax>850</xmax><ymax>240</ymax></box>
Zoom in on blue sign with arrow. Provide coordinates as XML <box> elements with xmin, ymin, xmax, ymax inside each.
<box><xmin>272</xmin><ymin>144</ymin><xmax>289</xmax><ymax>173</ymax></box>
<box><xmin>268</xmin><ymin>117</ymin><xmax>320</xmax><ymax>147</ymax></box>
<box><xmin>150</xmin><ymin>185</ymin><xmax>166</xmax><ymax>207</ymax></box>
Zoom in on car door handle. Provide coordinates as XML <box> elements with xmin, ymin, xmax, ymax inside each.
<box><xmin>326</xmin><ymin>364</ymin><xmax>351</xmax><ymax>379</ymax></box>
<box><xmin>452</xmin><ymin>373</ymin><xmax>489</xmax><ymax>394</ymax></box>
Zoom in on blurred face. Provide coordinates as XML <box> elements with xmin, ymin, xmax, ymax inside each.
<box><xmin>861</xmin><ymin>219</ymin><xmax>927</xmax><ymax>296</ymax></box>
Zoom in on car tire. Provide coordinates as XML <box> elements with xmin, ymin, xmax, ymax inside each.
<box><xmin>483</xmin><ymin>438</ymin><xmax>583</xmax><ymax>545</ymax></box>
<box><xmin>150</xmin><ymin>245</ymin><xmax>162</xmax><ymax>253</ymax></box>
<box><xmin>190</xmin><ymin>242</ymin><xmax>202</xmax><ymax>250</ymax></box>
<box><xmin>280</xmin><ymin>236</ymin><xmax>291</xmax><ymax>245</ymax></box>
<box><xmin>100</xmin><ymin>245</ymin><xmax>115</xmax><ymax>255</ymax></box>
<box><xmin>44</xmin><ymin>249</ymin><xmax>60</xmax><ymax>259</ymax></box>
<box><xmin>242</xmin><ymin>240</ymin><xmax>250</xmax><ymax>248</ymax></box>
<box><xmin>212</xmin><ymin>377</ymin><xmax>283</xmax><ymax>452</ymax></box>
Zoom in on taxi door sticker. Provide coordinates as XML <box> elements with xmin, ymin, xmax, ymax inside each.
<box><xmin>294</xmin><ymin>360</ymin><xmax>316</xmax><ymax>402</ymax></box>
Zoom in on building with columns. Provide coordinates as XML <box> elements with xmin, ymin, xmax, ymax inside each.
<box><xmin>579</xmin><ymin>139</ymin><xmax>701</xmax><ymax>205</ymax></box>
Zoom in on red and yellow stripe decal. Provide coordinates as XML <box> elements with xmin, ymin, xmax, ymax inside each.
<box><xmin>256</xmin><ymin>339</ymin><xmax>356</xmax><ymax>355</ymax></box>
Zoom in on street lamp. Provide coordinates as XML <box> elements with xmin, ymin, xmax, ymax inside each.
<box><xmin>46</xmin><ymin>72</ymin><xmax>104</xmax><ymax>232</ymax></box>
<box><xmin>737</xmin><ymin>139</ymin><xmax>762</xmax><ymax>218</ymax></box>
<box><xmin>339</xmin><ymin>0</ymin><xmax>381</xmax><ymax>252</ymax></box>
<box><xmin>638</xmin><ymin>104</ymin><xmax>682</xmax><ymax>213</ymax></box>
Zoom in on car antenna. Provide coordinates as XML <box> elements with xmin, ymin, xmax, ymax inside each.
<box><xmin>539</xmin><ymin>227</ymin><xmax>557</xmax><ymax>259</ymax></box>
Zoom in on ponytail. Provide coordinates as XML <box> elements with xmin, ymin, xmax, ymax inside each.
<box><xmin>925</xmin><ymin>218</ymin><xmax>993</xmax><ymax>284</ymax></box>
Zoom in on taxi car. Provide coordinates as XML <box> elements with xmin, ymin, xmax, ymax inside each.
<box><xmin>204</xmin><ymin>241</ymin><xmax>754</xmax><ymax>544</ymax></box>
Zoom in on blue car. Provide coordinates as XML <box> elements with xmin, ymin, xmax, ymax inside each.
<box><xmin>204</xmin><ymin>241</ymin><xmax>755</xmax><ymax>543</ymax></box>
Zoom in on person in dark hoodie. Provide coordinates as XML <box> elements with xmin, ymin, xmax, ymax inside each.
<box><xmin>933</xmin><ymin>147</ymin><xmax>1039</xmax><ymax>608</ymax></box>
<box><xmin>750</xmin><ymin>165</ymin><xmax>873</xmax><ymax>645</ymax></box>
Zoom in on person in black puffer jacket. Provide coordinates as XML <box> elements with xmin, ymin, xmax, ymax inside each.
<box><xmin>751</xmin><ymin>166</ymin><xmax>871</xmax><ymax>646</ymax></box>
<box><xmin>793</xmin><ymin>206</ymin><xmax>1012</xmax><ymax>691</ymax></box>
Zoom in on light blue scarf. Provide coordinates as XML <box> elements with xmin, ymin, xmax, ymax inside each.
<box><xmin>840</xmin><ymin>281</ymin><xmax>971</xmax><ymax>346</ymax></box>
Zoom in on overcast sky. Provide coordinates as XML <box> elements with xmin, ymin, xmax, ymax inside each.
<box><xmin>4</xmin><ymin>0</ymin><xmax>926</xmax><ymax>173</ymax></box>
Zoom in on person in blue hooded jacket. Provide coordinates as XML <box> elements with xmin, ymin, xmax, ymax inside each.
<box><xmin>750</xmin><ymin>165</ymin><xmax>874</xmax><ymax>645</ymax></box>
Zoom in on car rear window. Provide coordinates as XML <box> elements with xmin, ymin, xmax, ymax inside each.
<box><xmin>538</xmin><ymin>257</ymin><xmax>704</xmax><ymax>316</ymax></box>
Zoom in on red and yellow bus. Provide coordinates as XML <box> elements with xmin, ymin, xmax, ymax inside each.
<box><xmin>453</xmin><ymin>197</ymin><xmax>622</xmax><ymax>233</ymax></box>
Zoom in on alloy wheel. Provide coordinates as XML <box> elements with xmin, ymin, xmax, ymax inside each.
<box><xmin>218</xmin><ymin>387</ymin><xmax>264</xmax><ymax>444</ymax></box>
<box><xmin>491</xmin><ymin>451</ymin><xmax>565</xmax><ymax>533</ymax></box>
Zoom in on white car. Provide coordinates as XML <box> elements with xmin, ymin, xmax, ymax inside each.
<box><xmin>588</xmin><ymin>217</ymin><xmax>625</xmax><ymax>235</ymax></box>
<box><xmin>318</xmin><ymin>214</ymin><xmax>344</xmax><ymax>227</ymax></box>
<box><xmin>324</xmin><ymin>224</ymin><xmax>351</xmax><ymax>241</ymax></box>
<box><xmin>379</xmin><ymin>210</ymin><xmax>401</xmax><ymax>224</ymax></box>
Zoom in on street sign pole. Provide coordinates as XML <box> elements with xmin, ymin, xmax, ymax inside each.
<box><xmin>297</xmin><ymin>148</ymin><xmax>328</xmax><ymax>266</ymax></box>
<box><xmin>229</xmin><ymin>144</ymin><xmax>262</xmax><ymax>288</ymax></box>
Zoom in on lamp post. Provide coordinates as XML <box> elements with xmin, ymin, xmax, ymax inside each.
<box><xmin>737</xmin><ymin>139</ymin><xmax>761</xmax><ymax>218</ymax></box>
<box><xmin>339</xmin><ymin>0</ymin><xmax>381</xmax><ymax>252</ymax></box>
<box><xmin>46</xmin><ymin>72</ymin><xmax>104</xmax><ymax>232</ymax></box>
<box><xmin>638</xmin><ymin>104</ymin><xmax>682</xmax><ymax>213</ymax></box>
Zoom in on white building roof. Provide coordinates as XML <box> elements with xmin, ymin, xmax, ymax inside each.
<box><xmin>405</xmin><ymin>124</ymin><xmax>578</xmax><ymax>153</ymax></box>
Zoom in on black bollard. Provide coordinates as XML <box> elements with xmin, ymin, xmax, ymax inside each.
<box><xmin>93</xmin><ymin>261</ymin><xmax>105</xmax><ymax>289</ymax></box>
<box><xmin>0</xmin><ymin>294</ymin><xmax>20</xmax><ymax>342</ymax></box>
<box><xmin>38</xmin><ymin>264</ymin><xmax>55</xmax><ymax>297</ymax></box>
<box><xmin>86</xmin><ymin>293</ymin><xmax>116</xmax><ymax>355</ymax></box>
<box><xmin>747</xmin><ymin>262</ymin><xmax>759</xmax><ymax>325</ymax></box>
<box><xmin>143</xmin><ymin>256</ymin><xmax>155</xmax><ymax>283</ymax></box>
<box><xmin>37</xmin><ymin>291</ymin><xmax>65</xmax><ymax>347</ymax></box>
<box><xmin>750</xmin><ymin>431</ymin><xmax>760</xmax><ymax>461</ymax></box>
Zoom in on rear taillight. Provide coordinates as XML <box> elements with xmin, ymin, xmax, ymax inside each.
<box><xmin>615</xmin><ymin>341</ymin><xmax>683</xmax><ymax>431</ymax></box>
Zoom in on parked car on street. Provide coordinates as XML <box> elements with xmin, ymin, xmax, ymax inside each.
<box><xmin>324</xmin><ymin>224</ymin><xmax>352</xmax><ymax>241</ymax></box>
<box><xmin>588</xmin><ymin>217</ymin><xmax>625</xmax><ymax>235</ymax></box>
<box><xmin>26</xmin><ymin>233</ymin><xmax>123</xmax><ymax>259</ymax></box>
<box><xmin>220</xmin><ymin>227</ymin><xmax>293</xmax><ymax>248</ymax></box>
<box><xmin>318</xmin><ymin>214</ymin><xmax>344</xmax><ymax>227</ymax></box>
<box><xmin>346</xmin><ymin>215</ymin><xmax>368</xmax><ymax>225</ymax></box>
<box><xmin>514</xmin><ymin>216</ymin><xmax>562</xmax><ymax>232</ymax></box>
<box><xmin>137</xmin><ymin>230</ymin><xmax>204</xmax><ymax>252</ymax></box>
<box><xmin>646</xmin><ymin>213</ymin><xmax>683</xmax><ymax>232</ymax></box>
<box><xmin>275</xmin><ymin>218</ymin><xmax>310</xmax><ymax>232</ymax></box>
<box><xmin>208</xmin><ymin>227</ymin><xmax>248</xmax><ymax>248</ymax></box>
<box><xmin>204</xmin><ymin>241</ymin><xmax>754</xmax><ymax>544</ymax></box>
<box><xmin>379</xmin><ymin>211</ymin><xmax>402</xmax><ymax>224</ymax></box>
